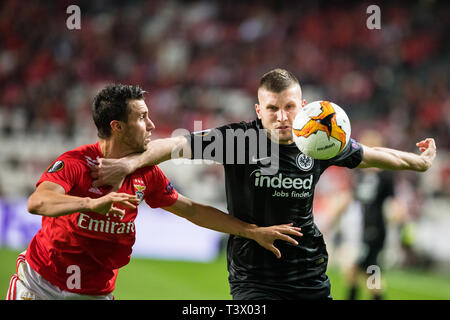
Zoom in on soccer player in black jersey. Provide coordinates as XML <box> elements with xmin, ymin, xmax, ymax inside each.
<box><xmin>349</xmin><ymin>168</ymin><xmax>394</xmax><ymax>300</ymax></box>
<box><xmin>91</xmin><ymin>69</ymin><xmax>436</xmax><ymax>300</ymax></box>
<box><xmin>331</xmin><ymin>130</ymin><xmax>397</xmax><ymax>300</ymax></box>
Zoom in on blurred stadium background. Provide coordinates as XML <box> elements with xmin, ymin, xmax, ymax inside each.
<box><xmin>0</xmin><ymin>0</ymin><xmax>449</xmax><ymax>299</ymax></box>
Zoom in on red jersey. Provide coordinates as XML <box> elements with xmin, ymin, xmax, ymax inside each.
<box><xmin>25</xmin><ymin>142</ymin><xmax>178</xmax><ymax>295</ymax></box>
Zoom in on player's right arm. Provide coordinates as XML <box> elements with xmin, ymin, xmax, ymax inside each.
<box><xmin>27</xmin><ymin>181</ymin><xmax>139</xmax><ymax>217</ymax></box>
<box><xmin>357</xmin><ymin>138</ymin><xmax>436</xmax><ymax>172</ymax></box>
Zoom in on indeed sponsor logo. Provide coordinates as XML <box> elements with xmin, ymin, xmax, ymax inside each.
<box><xmin>253</xmin><ymin>170</ymin><xmax>313</xmax><ymax>190</ymax></box>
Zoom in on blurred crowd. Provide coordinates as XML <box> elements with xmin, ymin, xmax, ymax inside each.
<box><xmin>0</xmin><ymin>0</ymin><xmax>449</xmax><ymax>202</ymax></box>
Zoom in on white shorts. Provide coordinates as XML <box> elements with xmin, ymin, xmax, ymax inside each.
<box><xmin>5</xmin><ymin>251</ymin><xmax>114</xmax><ymax>300</ymax></box>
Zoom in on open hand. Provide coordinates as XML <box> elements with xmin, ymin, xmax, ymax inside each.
<box><xmin>251</xmin><ymin>223</ymin><xmax>303</xmax><ymax>259</ymax></box>
<box><xmin>91</xmin><ymin>158</ymin><xmax>130</xmax><ymax>191</ymax></box>
<box><xmin>89</xmin><ymin>192</ymin><xmax>139</xmax><ymax>217</ymax></box>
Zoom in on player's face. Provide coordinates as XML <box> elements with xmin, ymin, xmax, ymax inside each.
<box><xmin>122</xmin><ymin>99</ymin><xmax>155</xmax><ymax>152</ymax></box>
<box><xmin>255</xmin><ymin>85</ymin><xmax>306</xmax><ymax>144</ymax></box>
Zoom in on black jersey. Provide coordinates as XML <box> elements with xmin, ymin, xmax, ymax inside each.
<box><xmin>188</xmin><ymin>119</ymin><xmax>363</xmax><ymax>293</ymax></box>
<box><xmin>354</xmin><ymin>170</ymin><xmax>394</xmax><ymax>243</ymax></box>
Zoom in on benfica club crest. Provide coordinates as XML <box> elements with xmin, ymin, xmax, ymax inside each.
<box><xmin>133</xmin><ymin>178</ymin><xmax>146</xmax><ymax>203</ymax></box>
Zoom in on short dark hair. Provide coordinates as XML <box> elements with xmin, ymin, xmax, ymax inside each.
<box><xmin>259</xmin><ymin>68</ymin><xmax>300</xmax><ymax>93</ymax></box>
<box><xmin>92</xmin><ymin>84</ymin><xmax>146</xmax><ymax>138</ymax></box>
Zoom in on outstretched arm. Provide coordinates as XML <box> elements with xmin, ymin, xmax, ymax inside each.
<box><xmin>162</xmin><ymin>194</ymin><xmax>303</xmax><ymax>259</ymax></box>
<box><xmin>28</xmin><ymin>181</ymin><xmax>139</xmax><ymax>217</ymax></box>
<box><xmin>357</xmin><ymin>138</ymin><xmax>436</xmax><ymax>172</ymax></box>
<box><xmin>92</xmin><ymin>136</ymin><xmax>190</xmax><ymax>188</ymax></box>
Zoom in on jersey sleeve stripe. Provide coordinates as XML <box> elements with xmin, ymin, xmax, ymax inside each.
<box><xmin>6</xmin><ymin>274</ymin><xmax>18</xmax><ymax>300</ymax></box>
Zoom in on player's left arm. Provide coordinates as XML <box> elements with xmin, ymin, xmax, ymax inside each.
<box><xmin>357</xmin><ymin>138</ymin><xmax>436</xmax><ymax>172</ymax></box>
<box><xmin>162</xmin><ymin>194</ymin><xmax>303</xmax><ymax>259</ymax></box>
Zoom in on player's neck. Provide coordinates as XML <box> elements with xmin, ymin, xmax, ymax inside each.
<box><xmin>265</xmin><ymin>130</ymin><xmax>294</xmax><ymax>145</ymax></box>
<box><xmin>98</xmin><ymin>139</ymin><xmax>135</xmax><ymax>159</ymax></box>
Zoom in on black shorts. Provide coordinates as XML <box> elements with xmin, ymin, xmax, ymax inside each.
<box><xmin>230</xmin><ymin>275</ymin><xmax>332</xmax><ymax>300</ymax></box>
<box><xmin>356</xmin><ymin>238</ymin><xmax>385</xmax><ymax>270</ymax></box>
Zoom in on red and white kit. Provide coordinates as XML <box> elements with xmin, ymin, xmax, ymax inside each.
<box><xmin>6</xmin><ymin>142</ymin><xmax>178</xmax><ymax>299</ymax></box>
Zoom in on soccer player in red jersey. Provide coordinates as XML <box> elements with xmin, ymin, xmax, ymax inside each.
<box><xmin>5</xmin><ymin>84</ymin><xmax>302</xmax><ymax>300</ymax></box>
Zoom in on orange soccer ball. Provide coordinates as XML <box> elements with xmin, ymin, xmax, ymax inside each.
<box><xmin>293</xmin><ymin>101</ymin><xmax>351</xmax><ymax>160</ymax></box>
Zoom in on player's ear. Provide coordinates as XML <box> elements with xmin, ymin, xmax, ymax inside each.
<box><xmin>110</xmin><ymin>120</ymin><xmax>123</xmax><ymax>134</ymax></box>
<box><xmin>302</xmin><ymin>99</ymin><xmax>306</xmax><ymax>107</ymax></box>
<box><xmin>255</xmin><ymin>103</ymin><xmax>262</xmax><ymax>119</ymax></box>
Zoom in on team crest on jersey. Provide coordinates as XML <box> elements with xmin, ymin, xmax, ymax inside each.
<box><xmin>165</xmin><ymin>182</ymin><xmax>174</xmax><ymax>195</ymax></box>
<box><xmin>351</xmin><ymin>138</ymin><xmax>360</xmax><ymax>150</ymax></box>
<box><xmin>296</xmin><ymin>154</ymin><xmax>314</xmax><ymax>171</ymax></box>
<box><xmin>133</xmin><ymin>178</ymin><xmax>146</xmax><ymax>203</ymax></box>
<box><xmin>46</xmin><ymin>160</ymin><xmax>64</xmax><ymax>173</ymax></box>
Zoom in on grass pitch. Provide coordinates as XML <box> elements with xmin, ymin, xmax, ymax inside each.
<box><xmin>1</xmin><ymin>248</ymin><xmax>449</xmax><ymax>300</ymax></box>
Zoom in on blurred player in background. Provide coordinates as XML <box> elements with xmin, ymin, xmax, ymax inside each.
<box><xmin>330</xmin><ymin>130</ymin><xmax>396</xmax><ymax>300</ymax></box>
<box><xmin>92</xmin><ymin>69</ymin><xmax>436</xmax><ymax>300</ymax></box>
<box><xmin>5</xmin><ymin>84</ymin><xmax>302</xmax><ymax>300</ymax></box>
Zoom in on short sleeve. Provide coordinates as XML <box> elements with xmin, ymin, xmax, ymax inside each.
<box><xmin>187</xmin><ymin>126</ymin><xmax>227</xmax><ymax>163</ymax></box>
<box><xmin>186</xmin><ymin>122</ymin><xmax>250</xmax><ymax>163</ymax></box>
<box><xmin>144</xmin><ymin>166</ymin><xmax>179</xmax><ymax>208</ymax></box>
<box><xmin>36</xmin><ymin>157</ymin><xmax>83</xmax><ymax>193</ymax></box>
<box><xmin>322</xmin><ymin>138</ymin><xmax>364</xmax><ymax>171</ymax></box>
